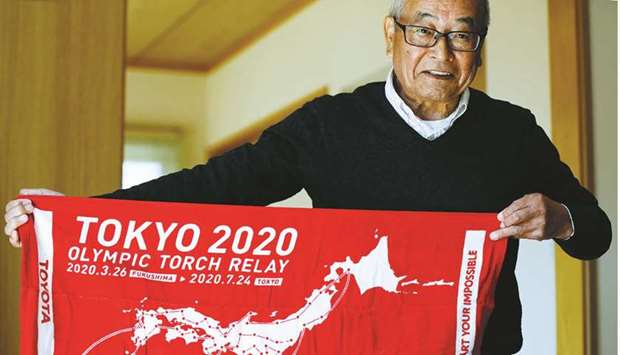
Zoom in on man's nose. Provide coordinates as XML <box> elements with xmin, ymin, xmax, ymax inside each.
<box><xmin>429</xmin><ymin>35</ymin><xmax>453</xmax><ymax>61</ymax></box>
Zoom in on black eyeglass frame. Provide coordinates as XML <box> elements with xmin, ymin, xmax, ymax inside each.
<box><xmin>392</xmin><ymin>17</ymin><xmax>485</xmax><ymax>52</ymax></box>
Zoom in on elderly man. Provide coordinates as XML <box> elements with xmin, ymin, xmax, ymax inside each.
<box><xmin>4</xmin><ymin>0</ymin><xmax>611</xmax><ymax>353</ymax></box>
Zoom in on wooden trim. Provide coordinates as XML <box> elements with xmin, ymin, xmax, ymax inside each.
<box><xmin>127</xmin><ymin>63</ymin><xmax>209</xmax><ymax>75</ymax></box>
<box><xmin>206</xmin><ymin>86</ymin><xmax>328</xmax><ymax>159</ymax></box>
<box><xmin>125</xmin><ymin>123</ymin><xmax>184</xmax><ymax>135</ymax></box>
<box><xmin>548</xmin><ymin>0</ymin><xmax>593</xmax><ymax>354</ymax></box>
<box><xmin>121</xmin><ymin>0</ymin><xmax>128</xmax><ymax>178</ymax></box>
<box><xmin>124</xmin><ymin>124</ymin><xmax>184</xmax><ymax>144</ymax></box>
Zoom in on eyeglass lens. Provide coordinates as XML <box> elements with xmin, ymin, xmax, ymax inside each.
<box><xmin>406</xmin><ymin>27</ymin><xmax>479</xmax><ymax>51</ymax></box>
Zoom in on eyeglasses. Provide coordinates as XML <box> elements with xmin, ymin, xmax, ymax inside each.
<box><xmin>393</xmin><ymin>18</ymin><xmax>483</xmax><ymax>52</ymax></box>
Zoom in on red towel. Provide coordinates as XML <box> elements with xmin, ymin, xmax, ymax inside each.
<box><xmin>19</xmin><ymin>196</ymin><xmax>506</xmax><ymax>355</ymax></box>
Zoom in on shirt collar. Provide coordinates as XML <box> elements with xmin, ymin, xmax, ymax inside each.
<box><xmin>384</xmin><ymin>68</ymin><xmax>470</xmax><ymax>140</ymax></box>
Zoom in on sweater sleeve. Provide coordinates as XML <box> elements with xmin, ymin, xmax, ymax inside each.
<box><xmin>97</xmin><ymin>106</ymin><xmax>313</xmax><ymax>206</ymax></box>
<box><xmin>520</xmin><ymin>112</ymin><xmax>611</xmax><ymax>260</ymax></box>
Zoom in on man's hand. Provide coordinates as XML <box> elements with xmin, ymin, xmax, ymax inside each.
<box><xmin>490</xmin><ymin>193</ymin><xmax>573</xmax><ymax>241</ymax></box>
<box><xmin>4</xmin><ymin>188</ymin><xmax>64</xmax><ymax>248</ymax></box>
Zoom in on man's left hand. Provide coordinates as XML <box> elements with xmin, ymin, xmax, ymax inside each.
<box><xmin>490</xmin><ymin>193</ymin><xmax>573</xmax><ymax>241</ymax></box>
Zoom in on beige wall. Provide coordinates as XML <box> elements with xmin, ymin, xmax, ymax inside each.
<box><xmin>203</xmin><ymin>0</ymin><xmax>391</xmax><ymax>146</ymax></box>
<box><xmin>485</xmin><ymin>1</ymin><xmax>557</xmax><ymax>354</ymax></box>
<box><xmin>125</xmin><ymin>68</ymin><xmax>208</xmax><ymax>167</ymax></box>
<box><xmin>485</xmin><ymin>2</ymin><xmax>552</xmax><ymax>132</ymax></box>
<box><xmin>588</xmin><ymin>1</ymin><xmax>617</xmax><ymax>354</ymax></box>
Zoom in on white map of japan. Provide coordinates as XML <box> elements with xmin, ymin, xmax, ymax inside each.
<box><xmin>83</xmin><ymin>236</ymin><xmax>453</xmax><ymax>355</ymax></box>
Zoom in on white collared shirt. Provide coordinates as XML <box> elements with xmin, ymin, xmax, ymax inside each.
<box><xmin>384</xmin><ymin>69</ymin><xmax>470</xmax><ymax>141</ymax></box>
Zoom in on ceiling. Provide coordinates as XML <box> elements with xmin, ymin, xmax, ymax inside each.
<box><xmin>126</xmin><ymin>0</ymin><xmax>314</xmax><ymax>71</ymax></box>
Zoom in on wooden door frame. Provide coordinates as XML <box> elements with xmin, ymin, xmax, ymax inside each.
<box><xmin>548</xmin><ymin>0</ymin><xmax>593</xmax><ymax>354</ymax></box>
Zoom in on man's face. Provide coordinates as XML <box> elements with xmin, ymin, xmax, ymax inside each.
<box><xmin>384</xmin><ymin>0</ymin><xmax>481</xmax><ymax>106</ymax></box>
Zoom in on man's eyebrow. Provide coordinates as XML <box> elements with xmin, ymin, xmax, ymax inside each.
<box><xmin>456</xmin><ymin>16</ymin><xmax>476</xmax><ymax>28</ymax></box>
<box><xmin>413</xmin><ymin>11</ymin><xmax>438</xmax><ymax>21</ymax></box>
<box><xmin>413</xmin><ymin>12</ymin><xmax>477</xmax><ymax>29</ymax></box>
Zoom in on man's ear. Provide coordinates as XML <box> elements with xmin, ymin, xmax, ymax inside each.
<box><xmin>476</xmin><ymin>41</ymin><xmax>485</xmax><ymax>67</ymax></box>
<box><xmin>384</xmin><ymin>16</ymin><xmax>395</xmax><ymax>57</ymax></box>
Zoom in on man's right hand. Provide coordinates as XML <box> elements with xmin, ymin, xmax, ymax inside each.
<box><xmin>4</xmin><ymin>188</ymin><xmax>64</xmax><ymax>248</ymax></box>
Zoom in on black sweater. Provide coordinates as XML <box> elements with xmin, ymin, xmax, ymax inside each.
<box><xmin>102</xmin><ymin>82</ymin><xmax>611</xmax><ymax>353</ymax></box>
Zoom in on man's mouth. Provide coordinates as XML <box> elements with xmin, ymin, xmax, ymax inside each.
<box><xmin>423</xmin><ymin>70</ymin><xmax>454</xmax><ymax>80</ymax></box>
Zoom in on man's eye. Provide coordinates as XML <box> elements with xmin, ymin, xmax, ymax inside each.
<box><xmin>413</xmin><ymin>27</ymin><xmax>432</xmax><ymax>35</ymax></box>
<box><xmin>453</xmin><ymin>32</ymin><xmax>472</xmax><ymax>40</ymax></box>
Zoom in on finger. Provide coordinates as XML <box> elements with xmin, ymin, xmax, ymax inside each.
<box><xmin>5</xmin><ymin>198</ymin><xmax>32</xmax><ymax>212</ymax></box>
<box><xmin>502</xmin><ymin>206</ymin><xmax>538</xmax><ymax>227</ymax></box>
<box><xmin>4</xmin><ymin>215</ymin><xmax>29</xmax><ymax>238</ymax></box>
<box><xmin>491</xmin><ymin>218</ymin><xmax>546</xmax><ymax>241</ymax></box>
<box><xmin>498</xmin><ymin>195</ymin><xmax>531</xmax><ymax>222</ymax></box>
<box><xmin>5</xmin><ymin>202</ymin><xmax>33</xmax><ymax>223</ymax></box>
<box><xmin>490</xmin><ymin>225</ymin><xmax>524</xmax><ymax>240</ymax></box>
<box><xmin>4</xmin><ymin>215</ymin><xmax>29</xmax><ymax>236</ymax></box>
<box><xmin>19</xmin><ymin>188</ymin><xmax>62</xmax><ymax>196</ymax></box>
<box><xmin>9</xmin><ymin>230</ymin><xmax>22</xmax><ymax>248</ymax></box>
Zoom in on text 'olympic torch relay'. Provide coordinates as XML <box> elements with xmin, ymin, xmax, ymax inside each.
<box><xmin>19</xmin><ymin>196</ymin><xmax>506</xmax><ymax>355</ymax></box>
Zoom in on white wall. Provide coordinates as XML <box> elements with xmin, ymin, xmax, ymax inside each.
<box><xmin>588</xmin><ymin>1</ymin><xmax>617</xmax><ymax>354</ymax></box>
<box><xmin>485</xmin><ymin>1</ymin><xmax>557</xmax><ymax>354</ymax></box>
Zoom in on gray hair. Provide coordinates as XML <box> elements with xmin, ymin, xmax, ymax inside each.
<box><xmin>388</xmin><ymin>0</ymin><xmax>490</xmax><ymax>35</ymax></box>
